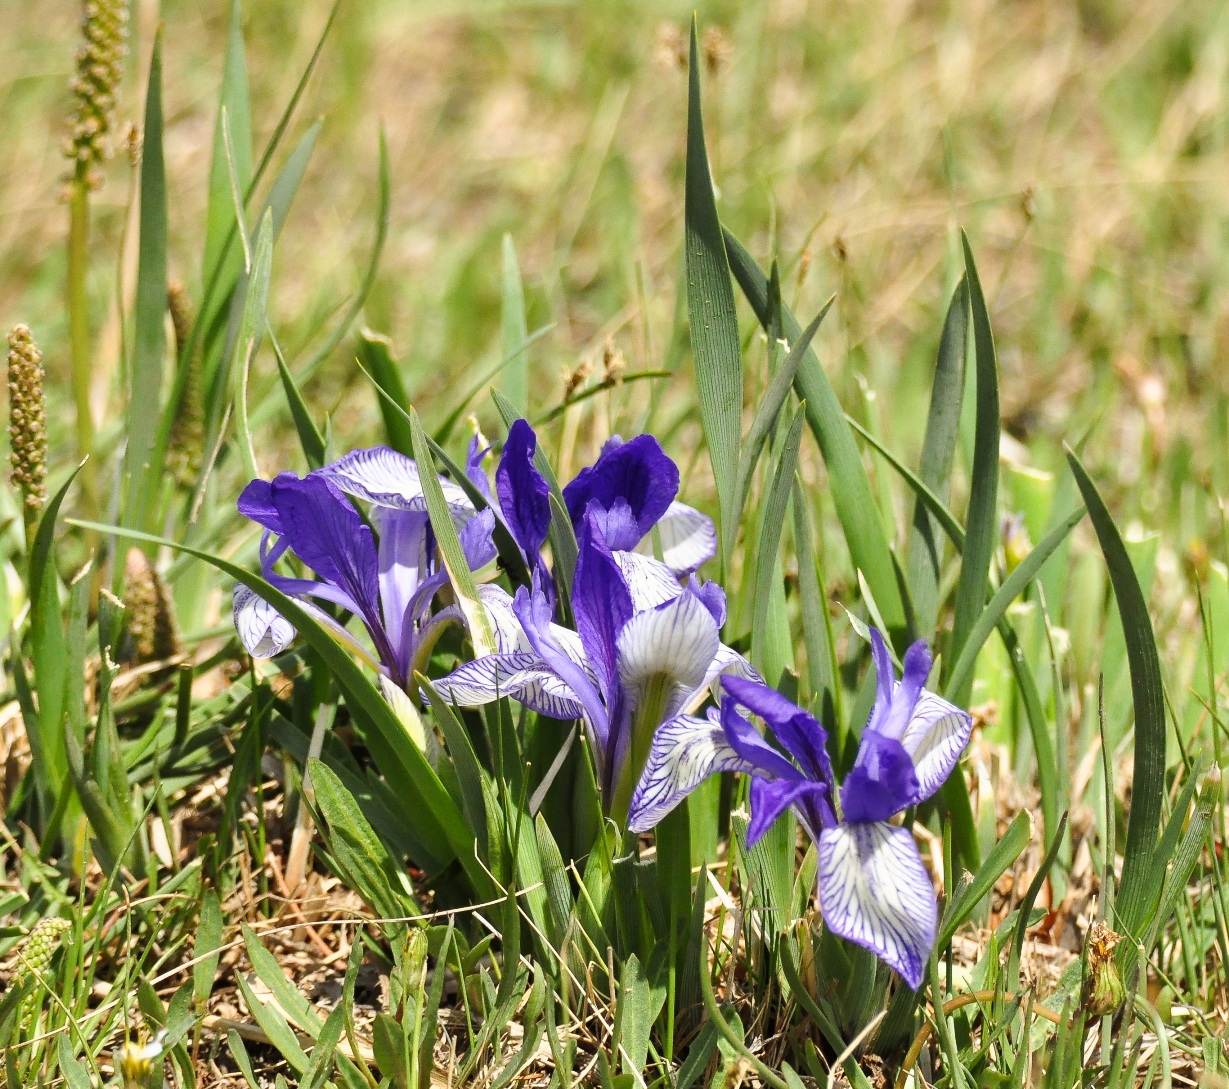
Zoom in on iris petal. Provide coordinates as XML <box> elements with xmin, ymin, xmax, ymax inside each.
<box><xmin>318</xmin><ymin>446</ymin><xmax>474</xmax><ymax>525</ymax></box>
<box><xmin>496</xmin><ymin>420</ymin><xmax>552</xmax><ymax>559</ymax></box>
<box><xmin>563</xmin><ymin>434</ymin><xmax>679</xmax><ymax>548</ymax></box>
<box><xmin>436</xmin><ymin>652</ymin><xmax>585</xmax><ymax>720</ymax></box>
<box><xmin>613</xmin><ymin>551</ymin><xmax>682</xmax><ymax>611</ymax></box>
<box><xmin>817</xmin><ymin>822</ymin><xmax>937</xmax><ymax>991</ymax></box>
<box><xmin>627</xmin><ymin>711</ymin><xmax>755</xmax><ymax>833</ymax></box>
<box><xmin>900</xmin><ymin>689</ymin><xmax>974</xmax><ymax>805</ymax></box>
<box><xmin>634</xmin><ymin>501</ymin><xmax>717</xmax><ymax>574</ymax></box>
<box><xmin>233</xmin><ymin>585</ymin><xmax>295</xmax><ymax>657</ymax></box>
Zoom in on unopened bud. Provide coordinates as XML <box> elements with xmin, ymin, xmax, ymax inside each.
<box><xmin>1002</xmin><ymin>513</ymin><xmax>1033</xmax><ymax>577</ymax></box>
<box><xmin>7</xmin><ymin>325</ymin><xmax>48</xmax><ymax>532</ymax></box>
<box><xmin>1081</xmin><ymin>920</ymin><xmax>1125</xmax><ymax>1016</ymax></box>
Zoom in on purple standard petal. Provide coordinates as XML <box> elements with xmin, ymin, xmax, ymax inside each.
<box><xmin>627</xmin><ymin>711</ymin><xmax>756</xmax><ymax>833</ymax></box>
<box><xmin>840</xmin><ymin>731</ymin><xmax>922</xmax><ymax>822</ymax></box>
<box><xmin>496</xmin><ymin>420</ymin><xmax>552</xmax><ymax>560</ymax></box>
<box><xmin>746</xmin><ymin>776</ymin><xmax>832</xmax><ymax>847</ymax></box>
<box><xmin>458</xmin><ymin>507</ymin><xmax>498</xmax><ymax>571</ymax></box>
<box><xmin>572</xmin><ymin>505</ymin><xmax>634</xmax><ymax>703</ymax></box>
<box><xmin>719</xmin><ymin>698</ymin><xmax>803</xmax><ymax>782</ymax></box>
<box><xmin>238</xmin><ymin>475</ymin><xmax>290</xmax><ymax>534</ymax></box>
<box><xmin>563</xmin><ymin>434</ymin><xmax>679</xmax><ymax>550</ymax></box>
<box><xmin>898</xmin><ymin>689</ymin><xmax>974</xmax><ymax>806</ymax></box>
<box><xmin>634</xmin><ymin>501</ymin><xmax>717</xmax><ymax>574</ymax></box>
<box><xmin>817</xmin><ymin>822</ymin><xmax>938</xmax><ymax>990</ymax></box>
<box><xmin>722</xmin><ymin>675</ymin><xmax>835</xmax><ymax>789</ymax></box>
<box><xmin>233</xmin><ymin>585</ymin><xmax>295</xmax><ymax>657</ymax></box>
<box><xmin>465</xmin><ymin>434</ymin><xmax>496</xmax><ymax>503</ymax></box>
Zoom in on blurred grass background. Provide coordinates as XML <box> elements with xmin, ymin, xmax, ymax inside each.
<box><xmin>5</xmin><ymin>0</ymin><xmax>1229</xmax><ymax>540</ymax></box>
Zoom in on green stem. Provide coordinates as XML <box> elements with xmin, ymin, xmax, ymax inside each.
<box><xmin>67</xmin><ymin>182</ymin><xmax>97</xmax><ymax>516</ymax></box>
<box><xmin>607</xmin><ymin>674</ymin><xmax>670</xmax><ymax>827</ymax></box>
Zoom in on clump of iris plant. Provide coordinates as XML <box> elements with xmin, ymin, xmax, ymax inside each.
<box><xmin>437</xmin><ymin>424</ymin><xmax>754</xmax><ymax>826</ymax></box>
<box><xmin>635</xmin><ymin>627</ymin><xmax>972</xmax><ymax>989</ymax></box>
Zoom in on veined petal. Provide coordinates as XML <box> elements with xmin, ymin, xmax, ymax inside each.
<box><xmin>233</xmin><ymin>585</ymin><xmax>295</xmax><ymax>657</ymax></box>
<box><xmin>613</xmin><ymin>550</ymin><xmax>682</xmax><ymax>611</ymax></box>
<box><xmin>900</xmin><ymin>689</ymin><xmax>974</xmax><ymax>805</ymax></box>
<box><xmin>817</xmin><ymin>822</ymin><xmax>937</xmax><ymax>990</ymax></box>
<box><xmin>697</xmin><ymin>644</ymin><xmax>760</xmax><ymax>707</ymax></box>
<box><xmin>478</xmin><ymin>584</ymin><xmax>598</xmax><ymax>684</ymax></box>
<box><xmin>318</xmin><ymin>446</ymin><xmax>473</xmax><ymax>525</ymax></box>
<box><xmin>627</xmin><ymin>712</ymin><xmax>754</xmax><ymax>833</ymax></box>
<box><xmin>616</xmin><ymin>588</ymin><xmax>720</xmax><ymax>723</ymax></box>
<box><xmin>634</xmin><ymin>501</ymin><xmax>716</xmax><ymax>574</ymax></box>
<box><xmin>436</xmin><ymin>652</ymin><xmax>584</xmax><ymax>720</ymax></box>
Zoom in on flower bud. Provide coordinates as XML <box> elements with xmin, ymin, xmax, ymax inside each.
<box><xmin>1001</xmin><ymin>513</ymin><xmax>1033</xmax><ymax>577</ymax></box>
<box><xmin>7</xmin><ymin>324</ymin><xmax>48</xmax><ymax>532</ymax></box>
<box><xmin>65</xmin><ymin>0</ymin><xmax>129</xmax><ymax>189</ymax></box>
<box><xmin>1081</xmin><ymin>920</ymin><xmax>1125</xmax><ymax>1017</ymax></box>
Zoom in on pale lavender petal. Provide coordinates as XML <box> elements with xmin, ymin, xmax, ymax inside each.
<box><xmin>627</xmin><ymin>713</ymin><xmax>755</xmax><ymax>833</ymax></box>
<box><xmin>817</xmin><ymin>822</ymin><xmax>937</xmax><ymax>990</ymax></box>
<box><xmin>865</xmin><ymin>626</ymin><xmax>896</xmax><ymax>736</ymax></box>
<box><xmin>465</xmin><ymin>435</ymin><xmax>495</xmax><ymax>503</ymax></box>
<box><xmin>615</xmin><ymin>588</ymin><xmax>720</xmax><ymax>723</ymax></box>
<box><xmin>692</xmin><ymin>579</ymin><xmax>727</xmax><ymax>627</ymax></box>
<box><xmin>233</xmin><ymin>585</ymin><xmax>295</xmax><ymax>657</ymax></box>
<box><xmin>376</xmin><ymin>508</ymin><xmax>430</xmax><ymax>674</ymax></box>
<box><xmin>878</xmin><ymin>638</ymin><xmax>932</xmax><ymax>742</ymax></box>
<box><xmin>899</xmin><ymin>689</ymin><xmax>974</xmax><ymax>805</ymax></box>
<box><xmin>613</xmin><ymin>551</ymin><xmax>682</xmax><ymax>611</ymax></box>
<box><xmin>634</xmin><ymin>501</ymin><xmax>717</xmax><ymax>574</ymax></box>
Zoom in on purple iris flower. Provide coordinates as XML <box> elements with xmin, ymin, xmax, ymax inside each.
<box><xmin>436</xmin><ymin>434</ymin><xmax>752</xmax><ymax>824</ymax></box>
<box><xmin>232</xmin><ymin>446</ymin><xmax>496</xmax><ymax>690</ymax></box>
<box><xmin>632</xmin><ymin>628</ymin><xmax>972</xmax><ymax>989</ymax></box>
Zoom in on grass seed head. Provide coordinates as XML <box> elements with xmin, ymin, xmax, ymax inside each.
<box><xmin>124</xmin><ymin>548</ymin><xmax>182</xmax><ymax>663</ymax></box>
<box><xmin>65</xmin><ymin>0</ymin><xmax>129</xmax><ymax>190</ymax></box>
<box><xmin>13</xmin><ymin>916</ymin><xmax>71</xmax><ymax>983</ymax></box>
<box><xmin>7</xmin><ymin>324</ymin><xmax>48</xmax><ymax>528</ymax></box>
<box><xmin>166</xmin><ymin>283</ymin><xmax>205</xmax><ymax>489</ymax></box>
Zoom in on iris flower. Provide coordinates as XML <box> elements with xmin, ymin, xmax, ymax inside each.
<box><xmin>437</xmin><ymin>432</ymin><xmax>752</xmax><ymax>824</ymax></box>
<box><xmin>232</xmin><ymin>447</ymin><xmax>495</xmax><ymax>690</ymax></box>
<box><xmin>633</xmin><ymin>628</ymin><xmax>972</xmax><ymax>989</ymax></box>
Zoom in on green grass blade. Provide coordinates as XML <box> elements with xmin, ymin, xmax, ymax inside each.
<box><xmin>271</xmin><ymin>330</ymin><xmax>325</xmax><ymax>469</ymax></box>
<box><xmin>946</xmin><ymin>234</ymin><xmax>999</xmax><ymax>703</ymax></box>
<box><xmin>357</xmin><ymin>329</ymin><xmax>413</xmax><ymax>455</ymax></box>
<box><xmin>907</xmin><ymin>277</ymin><xmax>968</xmax><ymax>636</ymax></box>
<box><xmin>940</xmin><ymin>809</ymin><xmax>1030</xmax><ymax>947</ymax></box>
<box><xmin>751</xmin><ymin>404</ymin><xmax>805</xmax><ymax>678</ymax></box>
<box><xmin>409</xmin><ymin>408</ymin><xmax>496</xmax><ymax>655</ymax></box>
<box><xmin>1066</xmin><ymin>448</ymin><xmax>1166</xmax><ymax>941</ymax></box>
<box><xmin>684</xmin><ymin>20</ymin><xmax>742</xmax><ymax>569</ymax></box>
<box><xmin>123</xmin><ymin>33</ymin><xmax>168</xmax><ymax>535</ymax></box>
<box><xmin>792</xmin><ymin>474</ymin><xmax>840</xmax><ymax>722</ymax></box>
<box><xmin>944</xmin><ymin>505</ymin><xmax>1084</xmax><ymax>701</ymax></box>
<box><xmin>736</xmin><ymin>301</ymin><xmax>831</xmax><ymax>528</ymax></box>
<box><xmin>233</xmin><ymin>209</ymin><xmax>274</xmax><ymax>483</ymax></box>
<box><xmin>723</xmin><ymin>227</ymin><xmax>910</xmax><ymax>647</ymax></box>
<box><xmin>202</xmin><ymin>0</ymin><xmax>253</xmax><ymax>294</ymax></box>
<box><xmin>500</xmin><ymin>234</ymin><xmax>529</xmax><ymax>414</ymax></box>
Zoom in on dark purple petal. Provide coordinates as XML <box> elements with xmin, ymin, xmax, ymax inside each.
<box><xmin>722</xmin><ymin>674</ymin><xmax>835</xmax><ymax>788</ymax></box>
<box><xmin>512</xmin><ymin>576</ymin><xmax>610</xmax><ymax>747</ymax></box>
<box><xmin>585</xmin><ymin>497</ymin><xmax>643</xmax><ymax>554</ymax></box>
<box><xmin>459</xmin><ymin>507</ymin><xmax>498</xmax><ymax>571</ymax></box>
<box><xmin>563</xmin><ymin>434</ymin><xmax>679</xmax><ymax>543</ymax></box>
<box><xmin>239</xmin><ymin>475</ymin><xmax>291</xmax><ymax>534</ymax></box>
<box><xmin>572</xmin><ymin>505</ymin><xmax>633</xmax><ymax>703</ymax></box>
<box><xmin>746</xmin><ymin>777</ymin><xmax>813</xmax><ymax>846</ymax></box>
<box><xmin>865</xmin><ymin>627</ymin><xmax>896</xmax><ymax>735</ymax></box>
<box><xmin>719</xmin><ymin>698</ymin><xmax>800</xmax><ymax>782</ymax></box>
<box><xmin>817</xmin><ymin>822</ymin><xmax>937</xmax><ymax>990</ymax></box>
<box><xmin>465</xmin><ymin>435</ymin><xmax>495</xmax><ymax>503</ymax></box>
<box><xmin>495</xmin><ymin>419</ymin><xmax>553</xmax><ymax>560</ymax></box>
<box><xmin>693</xmin><ymin>579</ymin><xmax>726</xmax><ymax>627</ymax></box>
<box><xmin>840</xmin><ymin>732</ymin><xmax>921</xmax><ymax>822</ymax></box>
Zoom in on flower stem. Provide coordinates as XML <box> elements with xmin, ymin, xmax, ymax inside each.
<box><xmin>67</xmin><ymin>180</ymin><xmax>97</xmax><ymax>515</ymax></box>
<box><xmin>608</xmin><ymin>673</ymin><xmax>670</xmax><ymax>827</ymax></box>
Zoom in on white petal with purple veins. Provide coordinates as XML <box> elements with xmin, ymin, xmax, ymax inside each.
<box><xmin>616</xmin><ymin>591</ymin><xmax>720</xmax><ymax>722</ymax></box>
<box><xmin>900</xmin><ymin>690</ymin><xmax>974</xmax><ymax>805</ymax></box>
<box><xmin>436</xmin><ymin>652</ymin><xmax>585</xmax><ymax>720</ymax></box>
<box><xmin>627</xmin><ymin>712</ymin><xmax>755</xmax><ymax>832</ymax></box>
<box><xmin>318</xmin><ymin>447</ymin><xmax>473</xmax><ymax>524</ymax></box>
<box><xmin>816</xmin><ymin>822</ymin><xmax>937</xmax><ymax>990</ymax></box>
<box><xmin>234</xmin><ymin>585</ymin><xmax>296</xmax><ymax>657</ymax></box>
<box><xmin>635</xmin><ymin>501</ymin><xmax>717</xmax><ymax>574</ymax></box>
<box><xmin>613</xmin><ymin>550</ymin><xmax>683</xmax><ymax>611</ymax></box>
